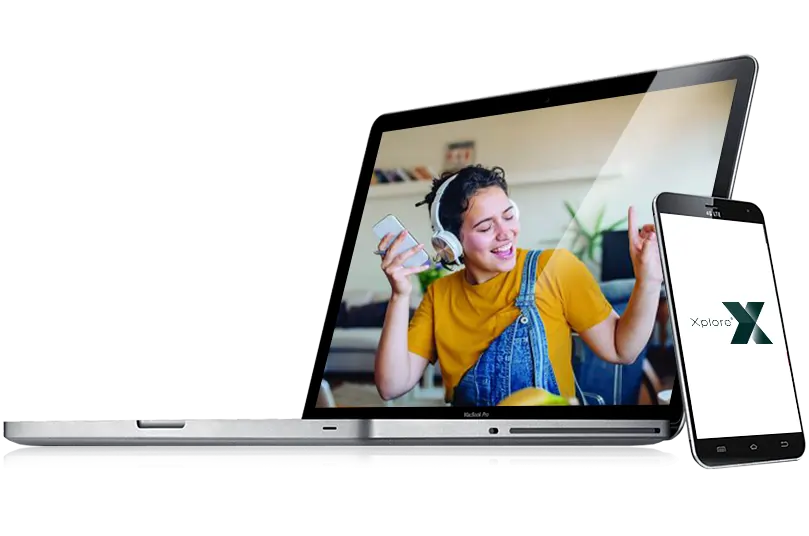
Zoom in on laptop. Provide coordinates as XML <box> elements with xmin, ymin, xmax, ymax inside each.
<box><xmin>4</xmin><ymin>416</ymin><xmax>368</xmax><ymax>447</ymax></box>
<box><xmin>5</xmin><ymin>447</ymin><xmax>679</xmax><ymax>472</ymax></box>
<box><xmin>5</xmin><ymin>56</ymin><xmax>758</xmax><ymax>446</ymax></box>
<box><xmin>4</xmin><ymin>55</ymin><xmax>757</xmax><ymax>446</ymax></box>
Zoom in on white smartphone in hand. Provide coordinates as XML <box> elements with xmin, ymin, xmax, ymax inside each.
<box><xmin>372</xmin><ymin>214</ymin><xmax>431</xmax><ymax>269</ymax></box>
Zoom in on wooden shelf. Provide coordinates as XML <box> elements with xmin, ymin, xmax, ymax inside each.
<box><xmin>366</xmin><ymin>165</ymin><xmax>622</xmax><ymax>199</ymax></box>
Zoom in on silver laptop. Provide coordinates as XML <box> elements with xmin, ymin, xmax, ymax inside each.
<box><xmin>4</xmin><ymin>416</ymin><xmax>368</xmax><ymax>446</ymax></box>
<box><xmin>5</xmin><ymin>447</ymin><xmax>679</xmax><ymax>472</ymax></box>
<box><xmin>4</xmin><ymin>55</ymin><xmax>757</xmax><ymax>446</ymax></box>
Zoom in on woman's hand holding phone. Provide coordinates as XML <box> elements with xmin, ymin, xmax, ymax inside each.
<box><xmin>378</xmin><ymin>231</ymin><xmax>431</xmax><ymax>297</ymax></box>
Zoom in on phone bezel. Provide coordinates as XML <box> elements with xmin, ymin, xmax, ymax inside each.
<box><xmin>653</xmin><ymin>192</ymin><xmax>805</xmax><ymax>467</ymax></box>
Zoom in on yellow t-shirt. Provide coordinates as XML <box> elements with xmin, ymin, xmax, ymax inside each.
<box><xmin>407</xmin><ymin>248</ymin><xmax>612</xmax><ymax>402</ymax></box>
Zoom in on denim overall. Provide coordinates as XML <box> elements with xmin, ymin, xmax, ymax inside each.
<box><xmin>452</xmin><ymin>249</ymin><xmax>566</xmax><ymax>406</ymax></box>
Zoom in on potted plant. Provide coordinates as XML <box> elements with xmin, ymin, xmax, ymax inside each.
<box><xmin>416</xmin><ymin>262</ymin><xmax>448</xmax><ymax>294</ymax></box>
<box><xmin>563</xmin><ymin>201</ymin><xmax>627</xmax><ymax>268</ymax></box>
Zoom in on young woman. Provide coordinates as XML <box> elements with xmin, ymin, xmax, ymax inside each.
<box><xmin>373</xmin><ymin>165</ymin><xmax>662</xmax><ymax>406</ymax></box>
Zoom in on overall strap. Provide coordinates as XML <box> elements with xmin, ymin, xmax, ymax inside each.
<box><xmin>515</xmin><ymin>249</ymin><xmax>542</xmax><ymax>308</ymax></box>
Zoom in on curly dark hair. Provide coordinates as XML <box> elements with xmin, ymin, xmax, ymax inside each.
<box><xmin>415</xmin><ymin>164</ymin><xmax>509</xmax><ymax>267</ymax></box>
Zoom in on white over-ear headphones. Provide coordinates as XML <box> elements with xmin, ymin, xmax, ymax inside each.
<box><xmin>429</xmin><ymin>173</ymin><xmax>519</xmax><ymax>265</ymax></box>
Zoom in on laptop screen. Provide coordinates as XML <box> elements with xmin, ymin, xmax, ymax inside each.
<box><xmin>306</xmin><ymin>59</ymin><xmax>754</xmax><ymax>418</ymax></box>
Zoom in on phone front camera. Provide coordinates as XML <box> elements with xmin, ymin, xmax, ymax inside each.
<box><xmin>489</xmin><ymin>427</ymin><xmax>499</xmax><ymax>435</ymax></box>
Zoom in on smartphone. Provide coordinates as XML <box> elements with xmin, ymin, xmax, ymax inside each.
<box><xmin>653</xmin><ymin>191</ymin><xmax>804</xmax><ymax>468</ymax></box>
<box><xmin>372</xmin><ymin>214</ymin><xmax>431</xmax><ymax>269</ymax></box>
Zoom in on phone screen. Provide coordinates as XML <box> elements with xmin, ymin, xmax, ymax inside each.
<box><xmin>660</xmin><ymin>213</ymin><xmax>802</xmax><ymax>441</ymax></box>
<box><xmin>372</xmin><ymin>214</ymin><xmax>430</xmax><ymax>269</ymax></box>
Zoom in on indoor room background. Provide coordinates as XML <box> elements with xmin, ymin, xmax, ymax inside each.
<box><xmin>348</xmin><ymin>80</ymin><xmax>735</xmax><ymax>297</ymax></box>
<box><xmin>320</xmin><ymin>80</ymin><xmax>735</xmax><ymax>408</ymax></box>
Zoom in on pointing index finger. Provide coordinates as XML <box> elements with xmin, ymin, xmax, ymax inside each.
<box><xmin>628</xmin><ymin>205</ymin><xmax>639</xmax><ymax>245</ymax></box>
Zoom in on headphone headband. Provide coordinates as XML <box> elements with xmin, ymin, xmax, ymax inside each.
<box><xmin>430</xmin><ymin>173</ymin><xmax>458</xmax><ymax>234</ymax></box>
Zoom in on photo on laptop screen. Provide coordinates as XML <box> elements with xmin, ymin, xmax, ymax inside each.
<box><xmin>319</xmin><ymin>79</ymin><xmax>737</xmax><ymax>408</ymax></box>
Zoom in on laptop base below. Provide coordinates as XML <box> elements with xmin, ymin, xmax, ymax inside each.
<box><xmin>367</xmin><ymin>419</ymin><xmax>668</xmax><ymax>446</ymax></box>
<box><xmin>4</xmin><ymin>419</ymin><xmax>366</xmax><ymax>446</ymax></box>
<box><xmin>4</xmin><ymin>418</ymin><xmax>669</xmax><ymax>446</ymax></box>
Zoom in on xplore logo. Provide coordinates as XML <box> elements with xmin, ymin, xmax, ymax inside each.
<box><xmin>721</xmin><ymin>302</ymin><xmax>772</xmax><ymax>344</ymax></box>
<box><xmin>690</xmin><ymin>302</ymin><xmax>773</xmax><ymax>344</ymax></box>
<box><xmin>691</xmin><ymin>317</ymin><xmax>733</xmax><ymax>328</ymax></box>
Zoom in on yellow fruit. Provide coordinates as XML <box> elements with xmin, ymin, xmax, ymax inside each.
<box><xmin>497</xmin><ymin>387</ymin><xmax>571</xmax><ymax>406</ymax></box>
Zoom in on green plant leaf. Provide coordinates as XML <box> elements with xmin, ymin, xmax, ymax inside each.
<box><xmin>594</xmin><ymin>205</ymin><xmax>605</xmax><ymax>233</ymax></box>
<box><xmin>564</xmin><ymin>201</ymin><xmax>587</xmax><ymax>231</ymax></box>
<box><xmin>587</xmin><ymin>234</ymin><xmax>597</xmax><ymax>260</ymax></box>
<box><xmin>564</xmin><ymin>200</ymin><xmax>577</xmax><ymax>219</ymax></box>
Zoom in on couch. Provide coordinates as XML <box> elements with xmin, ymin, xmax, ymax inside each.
<box><xmin>326</xmin><ymin>291</ymin><xmax>443</xmax><ymax>383</ymax></box>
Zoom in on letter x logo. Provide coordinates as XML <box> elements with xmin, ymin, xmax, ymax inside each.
<box><xmin>722</xmin><ymin>302</ymin><xmax>772</xmax><ymax>344</ymax></box>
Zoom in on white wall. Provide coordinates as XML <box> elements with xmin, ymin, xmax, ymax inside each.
<box><xmin>346</xmin><ymin>80</ymin><xmax>736</xmax><ymax>296</ymax></box>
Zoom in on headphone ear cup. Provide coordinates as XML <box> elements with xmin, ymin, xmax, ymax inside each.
<box><xmin>510</xmin><ymin>199</ymin><xmax>519</xmax><ymax>220</ymax></box>
<box><xmin>444</xmin><ymin>231</ymin><xmax>463</xmax><ymax>263</ymax></box>
<box><xmin>432</xmin><ymin>231</ymin><xmax>463</xmax><ymax>265</ymax></box>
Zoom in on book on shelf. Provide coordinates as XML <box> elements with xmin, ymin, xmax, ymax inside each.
<box><xmin>372</xmin><ymin>166</ymin><xmax>436</xmax><ymax>185</ymax></box>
